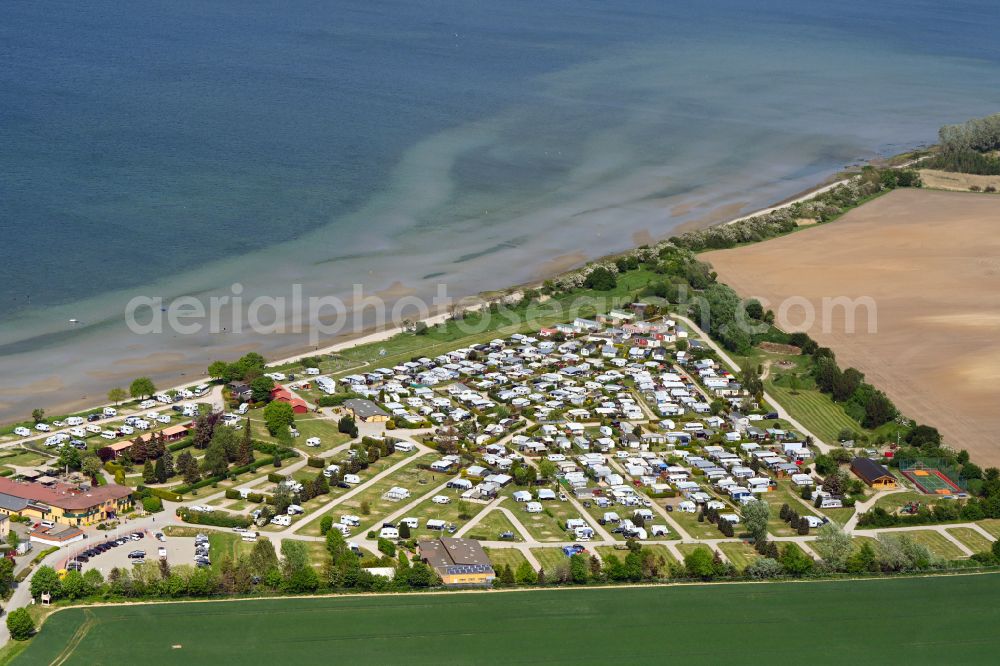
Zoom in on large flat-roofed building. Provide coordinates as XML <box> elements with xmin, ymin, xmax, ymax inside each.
<box><xmin>0</xmin><ymin>477</ymin><xmax>133</xmax><ymax>527</ymax></box>
<box><xmin>418</xmin><ymin>537</ymin><xmax>495</xmax><ymax>587</ymax></box>
<box><xmin>343</xmin><ymin>399</ymin><xmax>390</xmax><ymax>423</ymax></box>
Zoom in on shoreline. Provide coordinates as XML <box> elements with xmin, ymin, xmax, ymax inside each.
<box><xmin>0</xmin><ymin>154</ymin><xmax>912</xmax><ymax>427</ymax></box>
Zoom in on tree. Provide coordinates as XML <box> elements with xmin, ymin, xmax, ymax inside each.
<box><xmin>6</xmin><ymin>608</ymin><xmax>34</xmax><ymax>640</ymax></box>
<box><xmin>498</xmin><ymin>564</ymin><xmax>516</xmax><ymax>587</ymax></box>
<box><xmin>250</xmin><ymin>376</ymin><xmax>276</xmax><ymax>403</ymax></box>
<box><xmin>31</xmin><ymin>408</ymin><xmax>45</xmax><ymax>423</ymax></box>
<box><xmin>280</xmin><ymin>540</ymin><xmax>311</xmax><ymax>578</ymax></box>
<box><xmin>743</xmin><ymin>557</ymin><xmax>782</xmax><ymax>580</ymax></box>
<box><xmin>684</xmin><ymin>547</ymin><xmax>716</xmax><ymax>579</ymax></box>
<box><xmin>108</xmin><ymin>387</ymin><xmax>128</xmax><ymax>406</ymax></box>
<box><xmin>30</xmin><ymin>566</ymin><xmax>62</xmax><ymax>599</ymax></box>
<box><xmin>845</xmin><ymin>540</ymin><xmax>879</xmax><ymax>573</ymax></box>
<box><xmin>208</xmin><ymin>360</ymin><xmax>230</xmax><ymax>380</ymax></box>
<box><xmin>58</xmin><ymin>446</ymin><xmax>82</xmax><ymax>472</ymax></box>
<box><xmin>130</xmin><ymin>377</ymin><xmax>156</xmax><ymax>400</ymax></box>
<box><xmin>515</xmin><ymin>560</ymin><xmax>538</xmax><ymax>585</ymax></box>
<box><xmin>201</xmin><ymin>439</ymin><xmax>229</xmax><ymax>478</ymax></box>
<box><xmin>237</xmin><ymin>423</ymin><xmax>254</xmax><ymax>466</ymax></box>
<box><xmin>81</xmin><ymin>455</ymin><xmax>103</xmax><ymax>479</ymax></box>
<box><xmin>142</xmin><ymin>460</ymin><xmax>156</xmax><ymax>484</ymax></box>
<box><xmin>537</xmin><ymin>459</ymin><xmax>557</xmax><ymax>480</ymax></box>
<box><xmin>154</xmin><ymin>456</ymin><xmax>168</xmax><ymax>484</ymax></box>
<box><xmin>863</xmin><ymin>390</ymin><xmax>897</xmax><ymax>429</ymax></box>
<box><xmin>61</xmin><ymin>569</ymin><xmax>89</xmax><ymax>599</ymax></box>
<box><xmin>569</xmin><ymin>554</ymin><xmax>589</xmax><ymax>583</ymax></box>
<box><xmin>319</xmin><ymin>516</ymin><xmax>334</xmax><ymax>536</ymax></box>
<box><xmin>192</xmin><ymin>412</ymin><xmax>221</xmax><ymax>449</ymax></box>
<box><xmin>814</xmin><ymin>522</ymin><xmax>852</xmax><ymax>570</ymax></box>
<box><xmin>0</xmin><ymin>558</ymin><xmax>14</xmax><ymax>595</ymax></box>
<box><xmin>249</xmin><ymin>539</ymin><xmax>280</xmax><ymax>578</ymax></box>
<box><xmin>741</xmin><ymin>499</ymin><xmax>770</xmax><ymax>543</ymax></box>
<box><xmin>264</xmin><ymin>401</ymin><xmax>295</xmax><ymax>436</ymax></box>
<box><xmin>583</xmin><ymin>266</ymin><xmax>617</xmax><ymax>291</ymax></box>
<box><xmin>779</xmin><ymin>543</ymin><xmax>814</xmax><ymax>576</ymax></box>
<box><xmin>177</xmin><ymin>451</ymin><xmax>200</xmax><ymax>485</ymax></box>
<box><xmin>337</xmin><ymin>415</ymin><xmax>358</xmax><ymax>438</ymax></box>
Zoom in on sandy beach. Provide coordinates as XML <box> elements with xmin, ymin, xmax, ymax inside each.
<box><xmin>704</xmin><ymin>188</ymin><xmax>1000</xmax><ymax>465</ymax></box>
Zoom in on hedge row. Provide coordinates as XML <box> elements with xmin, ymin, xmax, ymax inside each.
<box><xmin>224</xmin><ymin>488</ymin><xmax>266</xmax><ymax>503</ymax></box>
<box><xmin>167</xmin><ymin>436</ymin><xmax>195</xmax><ymax>452</ymax></box>
<box><xmin>137</xmin><ymin>485</ymin><xmax>183</xmax><ymax>502</ymax></box>
<box><xmin>307</xmin><ymin>457</ymin><xmax>324</xmax><ymax>468</ymax></box>
<box><xmin>176</xmin><ymin>508</ymin><xmax>251</xmax><ymax>528</ymax></box>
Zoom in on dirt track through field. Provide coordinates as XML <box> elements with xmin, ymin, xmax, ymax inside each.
<box><xmin>704</xmin><ymin>188</ymin><xmax>1000</xmax><ymax>465</ymax></box>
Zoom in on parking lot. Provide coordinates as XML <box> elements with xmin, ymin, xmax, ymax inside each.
<box><xmin>63</xmin><ymin>530</ymin><xmax>202</xmax><ymax>574</ymax></box>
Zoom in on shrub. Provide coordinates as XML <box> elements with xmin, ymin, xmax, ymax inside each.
<box><xmin>307</xmin><ymin>457</ymin><xmax>323</xmax><ymax>469</ymax></box>
<box><xmin>177</xmin><ymin>508</ymin><xmax>250</xmax><ymax>529</ymax></box>
<box><xmin>6</xmin><ymin>608</ymin><xmax>34</xmax><ymax>640</ymax></box>
<box><xmin>142</xmin><ymin>496</ymin><xmax>163</xmax><ymax>513</ymax></box>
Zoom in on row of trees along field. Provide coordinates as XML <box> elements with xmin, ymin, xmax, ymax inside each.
<box><xmin>930</xmin><ymin>112</ymin><xmax>1000</xmax><ymax>175</ymax></box>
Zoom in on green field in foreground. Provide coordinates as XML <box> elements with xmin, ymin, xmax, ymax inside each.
<box><xmin>16</xmin><ymin>574</ymin><xmax>1000</xmax><ymax>665</ymax></box>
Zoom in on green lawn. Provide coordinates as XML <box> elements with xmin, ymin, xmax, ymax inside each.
<box><xmin>334</xmin><ymin>270</ymin><xmax>656</xmax><ymax>379</ymax></box>
<box><xmin>508</xmin><ymin>498</ymin><xmax>583</xmax><ymax>543</ymax></box>
<box><xmin>465</xmin><ymin>509</ymin><xmax>524</xmax><ymax>542</ymax></box>
<box><xmin>287</xmin><ymin>417</ymin><xmax>354</xmax><ymax>452</ymax></box>
<box><xmin>340</xmin><ymin>454</ymin><xmax>438</xmax><ymax>534</ymax></box>
<box><xmin>24</xmin><ymin>575</ymin><xmax>1000</xmax><ymax>664</ymax></box>
<box><xmin>764</xmin><ymin>483</ymin><xmax>821</xmax><ymax>537</ymax></box>
<box><xmin>293</xmin><ymin>448</ymin><xmax>419</xmax><ymax>536</ymax></box>
<box><xmin>403</xmin><ymin>488</ymin><xmax>490</xmax><ymax>541</ymax></box>
<box><xmin>483</xmin><ymin>547</ymin><xmax>528</xmax><ymax>572</ymax></box>
<box><xmin>717</xmin><ymin>541</ymin><xmax>759</xmax><ymax>571</ymax></box>
<box><xmin>208</xmin><ymin>532</ymin><xmax>255</xmax><ymax>567</ymax></box>
<box><xmin>946</xmin><ymin>528</ymin><xmax>994</xmax><ymax>555</ymax></box>
<box><xmin>872</xmin><ymin>492</ymin><xmax>926</xmax><ymax>513</ymax></box>
<box><xmin>675</xmin><ymin>543</ymin><xmax>716</xmax><ymax>560</ymax></box>
<box><xmin>977</xmin><ymin>519</ymin><xmax>1000</xmax><ymax>540</ymax></box>
<box><xmin>529</xmin><ymin>548</ymin><xmax>570</xmax><ymax>576</ymax></box>
<box><xmin>665</xmin><ymin>507</ymin><xmax>725</xmax><ymax>540</ymax></box>
<box><xmin>0</xmin><ymin>448</ymin><xmax>48</xmax><ymax>469</ymax></box>
<box><xmin>765</xmin><ymin>374</ymin><xmax>864</xmax><ymax>445</ymax></box>
<box><xmin>905</xmin><ymin>530</ymin><xmax>966</xmax><ymax>561</ymax></box>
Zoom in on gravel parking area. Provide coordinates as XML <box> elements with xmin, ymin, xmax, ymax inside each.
<box><xmin>63</xmin><ymin>530</ymin><xmax>199</xmax><ymax>574</ymax></box>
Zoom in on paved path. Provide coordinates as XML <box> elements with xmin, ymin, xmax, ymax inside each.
<box><xmin>673</xmin><ymin>314</ymin><xmax>831</xmax><ymax>452</ymax></box>
<box><xmin>276</xmin><ymin>441</ymin><xmax>434</xmax><ymax>538</ymax></box>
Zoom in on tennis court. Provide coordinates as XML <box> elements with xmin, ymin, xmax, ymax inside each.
<box><xmin>902</xmin><ymin>468</ymin><xmax>962</xmax><ymax>495</ymax></box>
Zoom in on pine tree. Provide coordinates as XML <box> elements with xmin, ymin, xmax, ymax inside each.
<box><xmin>177</xmin><ymin>451</ymin><xmax>200</xmax><ymax>485</ymax></box>
<box><xmin>154</xmin><ymin>456</ymin><xmax>167</xmax><ymax>484</ymax></box>
<box><xmin>162</xmin><ymin>450</ymin><xmax>175</xmax><ymax>478</ymax></box>
<box><xmin>142</xmin><ymin>460</ymin><xmax>156</xmax><ymax>484</ymax></box>
<box><xmin>237</xmin><ymin>421</ymin><xmax>254</xmax><ymax>466</ymax></box>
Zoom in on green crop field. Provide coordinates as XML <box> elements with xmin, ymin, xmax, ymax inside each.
<box><xmin>16</xmin><ymin>574</ymin><xmax>1000</xmax><ymax>665</ymax></box>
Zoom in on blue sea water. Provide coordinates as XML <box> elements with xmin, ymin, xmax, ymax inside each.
<box><xmin>1</xmin><ymin>0</ymin><xmax>999</xmax><ymax>417</ymax></box>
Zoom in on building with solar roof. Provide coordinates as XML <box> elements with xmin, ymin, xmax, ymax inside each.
<box><xmin>418</xmin><ymin>537</ymin><xmax>496</xmax><ymax>587</ymax></box>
